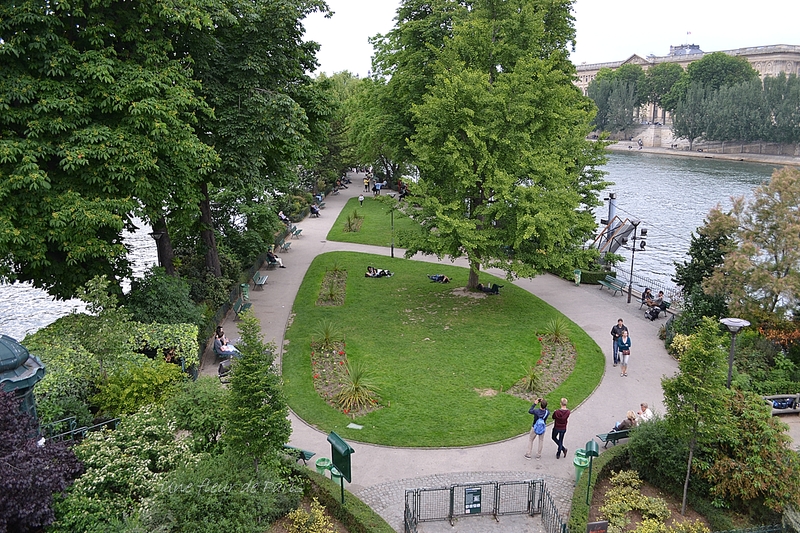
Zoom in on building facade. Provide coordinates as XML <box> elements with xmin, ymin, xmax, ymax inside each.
<box><xmin>574</xmin><ymin>43</ymin><xmax>800</xmax><ymax>96</ymax></box>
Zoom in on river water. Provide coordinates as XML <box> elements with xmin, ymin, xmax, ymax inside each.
<box><xmin>599</xmin><ymin>151</ymin><xmax>777</xmax><ymax>292</ymax></box>
<box><xmin>0</xmin><ymin>153</ymin><xmax>783</xmax><ymax>340</ymax></box>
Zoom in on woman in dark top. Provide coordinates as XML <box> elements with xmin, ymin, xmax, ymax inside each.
<box><xmin>551</xmin><ymin>397</ymin><xmax>571</xmax><ymax>459</ymax></box>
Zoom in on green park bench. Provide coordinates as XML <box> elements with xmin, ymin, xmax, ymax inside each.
<box><xmin>598</xmin><ymin>275</ymin><xmax>626</xmax><ymax>296</ymax></box>
<box><xmin>596</xmin><ymin>429</ymin><xmax>631</xmax><ymax>448</ymax></box>
<box><xmin>252</xmin><ymin>271</ymin><xmax>268</xmax><ymax>290</ymax></box>
<box><xmin>232</xmin><ymin>297</ymin><xmax>251</xmax><ymax>320</ymax></box>
<box><xmin>283</xmin><ymin>445</ymin><xmax>316</xmax><ymax>465</ymax></box>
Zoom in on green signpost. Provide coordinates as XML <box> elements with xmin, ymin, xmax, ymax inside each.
<box><xmin>327</xmin><ymin>432</ymin><xmax>355</xmax><ymax>504</ymax></box>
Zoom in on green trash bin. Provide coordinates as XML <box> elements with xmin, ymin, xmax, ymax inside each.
<box><xmin>573</xmin><ymin>269</ymin><xmax>581</xmax><ymax>286</ymax></box>
<box><xmin>330</xmin><ymin>465</ymin><xmax>343</xmax><ymax>485</ymax></box>
<box><xmin>573</xmin><ymin>449</ymin><xmax>589</xmax><ymax>484</ymax></box>
<box><xmin>240</xmin><ymin>283</ymin><xmax>250</xmax><ymax>302</ymax></box>
<box><xmin>315</xmin><ymin>457</ymin><xmax>332</xmax><ymax>476</ymax></box>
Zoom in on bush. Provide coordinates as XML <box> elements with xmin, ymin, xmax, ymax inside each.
<box><xmin>92</xmin><ymin>359</ymin><xmax>186</xmax><ymax>417</ymax></box>
<box><xmin>167</xmin><ymin>376</ymin><xmax>228</xmax><ymax>453</ymax></box>
<box><xmin>125</xmin><ymin>267</ymin><xmax>203</xmax><ymax>326</ymax></box>
<box><xmin>144</xmin><ymin>452</ymin><xmax>302</xmax><ymax>533</ymax></box>
<box><xmin>569</xmin><ymin>444</ymin><xmax>630</xmax><ymax>533</ymax></box>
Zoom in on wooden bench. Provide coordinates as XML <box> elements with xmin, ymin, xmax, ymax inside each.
<box><xmin>252</xmin><ymin>271</ymin><xmax>268</xmax><ymax>290</ymax></box>
<box><xmin>283</xmin><ymin>445</ymin><xmax>316</xmax><ymax>465</ymax></box>
<box><xmin>232</xmin><ymin>298</ymin><xmax>251</xmax><ymax>319</ymax></box>
<box><xmin>764</xmin><ymin>394</ymin><xmax>800</xmax><ymax>416</ymax></box>
<box><xmin>598</xmin><ymin>275</ymin><xmax>626</xmax><ymax>296</ymax></box>
<box><xmin>596</xmin><ymin>429</ymin><xmax>631</xmax><ymax>448</ymax></box>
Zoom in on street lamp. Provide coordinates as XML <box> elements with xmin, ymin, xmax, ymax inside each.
<box><xmin>720</xmin><ymin>318</ymin><xmax>750</xmax><ymax>389</ymax></box>
<box><xmin>624</xmin><ymin>220</ymin><xmax>647</xmax><ymax>303</ymax></box>
<box><xmin>388</xmin><ymin>193</ymin><xmax>396</xmax><ymax>258</ymax></box>
<box><xmin>149</xmin><ymin>230</ymin><xmax>165</xmax><ymax>267</ymax></box>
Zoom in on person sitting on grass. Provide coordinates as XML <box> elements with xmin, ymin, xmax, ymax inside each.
<box><xmin>476</xmin><ymin>283</ymin><xmax>503</xmax><ymax>294</ymax></box>
<box><xmin>428</xmin><ymin>274</ymin><xmax>450</xmax><ymax>283</ymax></box>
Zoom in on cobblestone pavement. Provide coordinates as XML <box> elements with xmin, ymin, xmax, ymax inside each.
<box><xmin>355</xmin><ymin>471</ymin><xmax>574</xmax><ymax>533</ymax></box>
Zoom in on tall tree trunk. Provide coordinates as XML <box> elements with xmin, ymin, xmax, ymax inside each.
<box><xmin>199</xmin><ymin>182</ymin><xmax>222</xmax><ymax>277</ymax></box>
<box><xmin>681</xmin><ymin>434</ymin><xmax>696</xmax><ymax>515</ymax></box>
<box><xmin>467</xmin><ymin>258</ymin><xmax>480</xmax><ymax>289</ymax></box>
<box><xmin>151</xmin><ymin>215</ymin><xmax>176</xmax><ymax>275</ymax></box>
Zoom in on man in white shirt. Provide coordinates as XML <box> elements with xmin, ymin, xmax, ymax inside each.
<box><xmin>637</xmin><ymin>402</ymin><xmax>654</xmax><ymax>423</ymax></box>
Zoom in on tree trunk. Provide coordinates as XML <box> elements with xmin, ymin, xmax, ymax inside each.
<box><xmin>681</xmin><ymin>435</ymin><xmax>695</xmax><ymax>515</ymax></box>
<box><xmin>151</xmin><ymin>215</ymin><xmax>176</xmax><ymax>275</ymax></box>
<box><xmin>199</xmin><ymin>182</ymin><xmax>222</xmax><ymax>277</ymax></box>
<box><xmin>467</xmin><ymin>258</ymin><xmax>480</xmax><ymax>289</ymax></box>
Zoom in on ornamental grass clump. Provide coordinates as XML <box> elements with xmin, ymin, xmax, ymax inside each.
<box><xmin>543</xmin><ymin>317</ymin><xmax>571</xmax><ymax>343</ymax></box>
<box><xmin>313</xmin><ymin>320</ymin><xmax>343</xmax><ymax>352</ymax></box>
<box><xmin>336</xmin><ymin>362</ymin><xmax>380</xmax><ymax>413</ymax></box>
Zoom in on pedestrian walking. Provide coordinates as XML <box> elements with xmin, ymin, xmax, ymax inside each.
<box><xmin>525</xmin><ymin>398</ymin><xmax>549</xmax><ymax>460</ymax></box>
<box><xmin>617</xmin><ymin>330</ymin><xmax>631</xmax><ymax>377</ymax></box>
<box><xmin>610</xmin><ymin>318</ymin><xmax>627</xmax><ymax>367</ymax></box>
<box><xmin>551</xmin><ymin>398</ymin><xmax>570</xmax><ymax>459</ymax></box>
<box><xmin>358</xmin><ymin>194</ymin><xmax>364</xmax><ymax>206</ymax></box>
<box><xmin>363</xmin><ymin>176</ymin><xmax>370</xmax><ymax>192</ymax></box>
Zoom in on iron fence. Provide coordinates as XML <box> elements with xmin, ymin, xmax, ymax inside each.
<box><xmin>714</xmin><ymin>526</ymin><xmax>783</xmax><ymax>533</ymax></box>
<box><xmin>404</xmin><ymin>479</ymin><xmax>566</xmax><ymax>532</ymax></box>
<box><xmin>611</xmin><ymin>266</ymin><xmax>683</xmax><ymax>310</ymax></box>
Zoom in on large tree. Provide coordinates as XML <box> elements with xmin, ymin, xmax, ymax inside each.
<box><xmin>399</xmin><ymin>0</ymin><xmax>605</xmax><ymax>287</ymax></box>
<box><xmin>671</xmin><ymin>82</ymin><xmax>709</xmax><ymax>150</ymax></box>
<box><xmin>705</xmin><ymin>166</ymin><xmax>800</xmax><ymax>322</ymax></box>
<box><xmin>642</xmin><ymin>62</ymin><xmax>684</xmax><ymax>122</ymax></box>
<box><xmin>0</xmin><ymin>0</ymin><xmax>219</xmax><ymax>298</ymax></box>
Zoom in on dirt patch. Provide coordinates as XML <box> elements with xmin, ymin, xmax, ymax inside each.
<box><xmin>589</xmin><ymin>474</ymin><xmax>711</xmax><ymax>532</ymax></box>
<box><xmin>450</xmin><ymin>287</ymin><xmax>486</xmax><ymax>299</ymax></box>
<box><xmin>506</xmin><ymin>337</ymin><xmax>577</xmax><ymax>401</ymax></box>
<box><xmin>475</xmin><ymin>388</ymin><xmax>498</xmax><ymax>397</ymax></box>
<box><xmin>310</xmin><ymin>341</ymin><xmax>381</xmax><ymax>418</ymax></box>
<box><xmin>317</xmin><ymin>270</ymin><xmax>347</xmax><ymax>306</ymax></box>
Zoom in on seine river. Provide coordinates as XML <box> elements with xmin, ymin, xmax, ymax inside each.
<box><xmin>0</xmin><ymin>152</ymin><xmax>783</xmax><ymax>341</ymax></box>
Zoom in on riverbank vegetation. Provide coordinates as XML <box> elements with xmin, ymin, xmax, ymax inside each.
<box><xmin>589</xmin><ymin>51</ymin><xmax>800</xmax><ymax>151</ymax></box>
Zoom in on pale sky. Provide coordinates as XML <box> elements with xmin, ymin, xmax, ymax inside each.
<box><xmin>303</xmin><ymin>0</ymin><xmax>800</xmax><ymax>77</ymax></box>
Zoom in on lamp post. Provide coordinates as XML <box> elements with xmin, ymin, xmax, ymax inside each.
<box><xmin>388</xmin><ymin>193</ymin><xmax>396</xmax><ymax>258</ymax></box>
<box><xmin>720</xmin><ymin>318</ymin><xmax>750</xmax><ymax>389</ymax></box>
<box><xmin>625</xmin><ymin>220</ymin><xmax>643</xmax><ymax>303</ymax></box>
<box><xmin>149</xmin><ymin>230</ymin><xmax>165</xmax><ymax>267</ymax></box>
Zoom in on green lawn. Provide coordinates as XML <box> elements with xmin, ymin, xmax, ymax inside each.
<box><xmin>282</xmin><ymin>251</ymin><xmax>604</xmax><ymax>447</ymax></box>
<box><xmin>326</xmin><ymin>196</ymin><xmax>420</xmax><ymax>247</ymax></box>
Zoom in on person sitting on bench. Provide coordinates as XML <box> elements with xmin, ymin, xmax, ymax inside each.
<box><xmin>266</xmin><ymin>250</ymin><xmax>286</xmax><ymax>268</ymax></box>
<box><xmin>645</xmin><ymin>290</ymin><xmax>664</xmax><ymax>308</ymax></box>
<box><xmin>278</xmin><ymin>210</ymin><xmax>291</xmax><ymax>225</ymax></box>
<box><xmin>641</xmin><ymin>288</ymin><xmax>653</xmax><ymax>306</ymax></box>
<box><xmin>214</xmin><ymin>326</ymin><xmax>240</xmax><ymax>356</ymax></box>
<box><xmin>611</xmin><ymin>410</ymin><xmax>638</xmax><ymax>432</ymax></box>
<box><xmin>477</xmin><ymin>283</ymin><xmax>503</xmax><ymax>294</ymax></box>
<box><xmin>428</xmin><ymin>274</ymin><xmax>450</xmax><ymax>283</ymax></box>
<box><xmin>310</xmin><ymin>204</ymin><xmax>321</xmax><ymax>217</ymax></box>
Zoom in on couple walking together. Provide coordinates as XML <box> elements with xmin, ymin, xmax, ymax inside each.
<box><xmin>611</xmin><ymin>318</ymin><xmax>632</xmax><ymax>377</ymax></box>
<box><xmin>525</xmin><ymin>397</ymin><xmax>570</xmax><ymax>460</ymax></box>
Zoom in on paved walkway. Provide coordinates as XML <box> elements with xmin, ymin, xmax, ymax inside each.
<box><xmin>207</xmin><ymin>173</ymin><xmax>800</xmax><ymax>532</ymax></box>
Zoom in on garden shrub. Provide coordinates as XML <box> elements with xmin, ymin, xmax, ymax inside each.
<box><xmin>92</xmin><ymin>358</ymin><xmax>186</xmax><ymax>417</ymax></box>
<box><xmin>144</xmin><ymin>452</ymin><xmax>302</xmax><ymax>533</ymax></box>
<box><xmin>167</xmin><ymin>376</ymin><xmax>228</xmax><ymax>453</ymax></box>
<box><xmin>287</xmin><ymin>497</ymin><xmax>334</xmax><ymax>533</ymax></box>
<box><xmin>569</xmin><ymin>444</ymin><xmax>630</xmax><ymax>533</ymax></box>
<box><xmin>125</xmin><ymin>267</ymin><xmax>203</xmax><ymax>326</ymax></box>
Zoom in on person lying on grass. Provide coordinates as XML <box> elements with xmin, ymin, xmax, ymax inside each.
<box><xmin>428</xmin><ymin>274</ymin><xmax>450</xmax><ymax>283</ymax></box>
<box><xmin>366</xmin><ymin>266</ymin><xmax>393</xmax><ymax>278</ymax></box>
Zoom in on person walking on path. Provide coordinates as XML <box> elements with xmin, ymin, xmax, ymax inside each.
<box><xmin>358</xmin><ymin>193</ymin><xmax>364</xmax><ymax>206</ymax></box>
<box><xmin>610</xmin><ymin>318</ymin><xmax>628</xmax><ymax>367</ymax></box>
<box><xmin>525</xmin><ymin>398</ymin><xmax>549</xmax><ymax>460</ymax></box>
<box><xmin>363</xmin><ymin>176</ymin><xmax>370</xmax><ymax>192</ymax></box>
<box><xmin>617</xmin><ymin>329</ymin><xmax>632</xmax><ymax>377</ymax></box>
<box><xmin>551</xmin><ymin>397</ymin><xmax>570</xmax><ymax>459</ymax></box>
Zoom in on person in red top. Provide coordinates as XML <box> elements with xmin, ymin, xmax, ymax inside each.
<box><xmin>551</xmin><ymin>397</ymin><xmax>571</xmax><ymax>459</ymax></box>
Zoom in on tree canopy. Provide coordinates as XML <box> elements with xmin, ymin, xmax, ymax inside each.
<box><xmin>374</xmin><ymin>0</ymin><xmax>605</xmax><ymax>287</ymax></box>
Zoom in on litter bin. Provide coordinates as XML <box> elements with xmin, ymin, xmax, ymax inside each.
<box><xmin>240</xmin><ymin>283</ymin><xmax>250</xmax><ymax>302</ymax></box>
<box><xmin>573</xmin><ymin>449</ymin><xmax>589</xmax><ymax>484</ymax></box>
<box><xmin>315</xmin><ymin>457</ymin><xmax>332</xmax><ymax>476</ymax></box>
<box><xmin>573</xmin><ymin>269</ymin><xmax>581</xmax><ymax>286</ymax></box>
<box><xmin>330</xmin><ymin>466</ymin><xmax>343</xmax><ymax>485</ymax></box>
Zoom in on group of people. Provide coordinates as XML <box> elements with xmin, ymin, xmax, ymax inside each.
<box><xmin>641</xmin><ymin>288</ymin><xmax>667</xmax><ymax>320</ymax></box>
<box><xmin>366</xmin><ymin>266</ymin><xmax>393</xmax><ymax>278</ymax></box>
<box><xmin>525</xmin><ymin>396</ymin><xmax>654</xmax><ymax>460</ymax></box>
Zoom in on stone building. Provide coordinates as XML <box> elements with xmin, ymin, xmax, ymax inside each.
<box><xmin>574</xmin><ymin>43</ymin><xmax>800</xmax><ymax>96</ymax></box>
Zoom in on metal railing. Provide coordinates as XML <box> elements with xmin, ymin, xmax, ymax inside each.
<box><xmin>404</xmin><ymin>479</ymin><xmax>567</xmax><ymax>533</ymax></box>
<box><xmin>612</xmin><ymin>266</ymin><xmax>683</xmax><ymax>310</ymax></box>
<box><xmin>46</xmin><ymin>418</ymin><xmax>120</xmax><ymax>443</ymax></box>
<box><xmin>714</xmin><ymin>526</ymin><xmax>783</xmax><ymax>533</ymax></box>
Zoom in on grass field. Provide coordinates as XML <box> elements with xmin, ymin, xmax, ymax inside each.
<box><xmin>325</xmin><ymin>196</ymin><xmax>420</xmax><ymax>247</ymax></box>
<box><xmin>282</xmin><ymin>251</ymin><xmax>604</xmax><ymax>447</ymax></box>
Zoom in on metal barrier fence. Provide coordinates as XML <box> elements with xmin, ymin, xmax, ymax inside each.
<box><xmin>714</xmin><ymin>526</ymin><xmax>783</xmax><ymax>533</ymax></box>
<box><xmin>611</xmin><ymin>267</ymin><xmax>683</xmax><ymax>309</ymax></box>
<box><xmin>404</xmin><ymin>479</ymin><xmax>567</xmax><ymax>532</ymax></box>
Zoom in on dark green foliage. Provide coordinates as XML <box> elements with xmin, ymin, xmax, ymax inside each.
<box><xmin>174</xmin><ymin>247</ymin><xmax>239</xmax><ymax>309</ymax></box>
<box><xmin>669</xmin><ymin>286</ymin><xmax>729</xmax><ymax>336</ymax></box>
<box><xmin>627</xmin><ymin>418</ymin><xmax>701</xmax><ymax>497</ymax></box>
<box><xmin>0</xmin><ymin>391</ymin><xmax>83</xmax><ymax>533</ymax></box>
<box><xmin>168</xmin><ymin>376</ymin><xmax>228</xmax><ymax>453</ymax></box>
<box><xmin>125</xmin><ymin>267</ymin><xmax>203</xmax><ymax>326</ymax></box>
<box><xmin>225</xmin><ymin>312</ymin><xmax>291</xmax><ymax>471</ymax></box>
<box><xmin>144</xmin><ymin>452</ymin><xmax>301</xmax><ymax>533</ymax></box>
<box><xmin>91</xmin><ymin>358</ymin><xmax>186</xmax><ymax>417</ymax></box>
